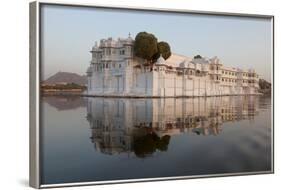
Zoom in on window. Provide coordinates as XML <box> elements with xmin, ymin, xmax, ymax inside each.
<box><xmin>120</xmin><ymin>50</ymin><xmax>125</xmax><ymax>55</ymax></box>
<box><xmin>119</xmin><ymin>64</ymin><xmax>121</xmax><ymax>68</ymax></box>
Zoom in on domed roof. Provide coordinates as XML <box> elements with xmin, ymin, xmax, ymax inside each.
<box><xmin>124</xmin><ymin>33</ymin><xmax>134</xmax><ymax>44</ymax></box>
<box><xmin>156</xmin><ymin>55</ymin><xmax>166</xmax><ymax>64</ymax></box>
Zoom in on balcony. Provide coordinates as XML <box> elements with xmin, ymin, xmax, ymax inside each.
<box><xmin>210</xmin><ymin>70</ymin><xmax>222</xmax><ymax>75</ymax></box>
<box><xmin>101</xmin><ymin>55</ymin><xmax>125</xmax><ymax>61</ymax></box>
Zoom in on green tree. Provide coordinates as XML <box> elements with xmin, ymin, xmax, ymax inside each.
<box><xmin>134</xmin><ymin>32</ymin><xmax>158</xmax><ymax>62</ymax></box>
<box><xmin>157</xmin><ymin>41</ymin><xmax>171</xmax><ymax>60</ymax></box>
<box><xmin>194</xmin><ymin>55</ymin><xmax>202</xmax><ymax>59</ymax></box>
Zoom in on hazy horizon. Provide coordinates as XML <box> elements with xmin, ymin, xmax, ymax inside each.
<box><xmin>41</xmin><ymin>4</ymin><xmax>273</xmax><ymax>82</ymax></box>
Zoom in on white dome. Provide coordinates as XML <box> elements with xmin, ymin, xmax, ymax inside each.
<box><xmin>125</xmin><ymin>33</ymin><xmax>134</xmax><ymax>44</ymax></box>
<box><xmin>125</xmin><ymin>37</ymin><xmax>134</xmax><ymax>44</ymax></box>
<box><xmin>156</xmin><ymin>55</ymin><xmax>166</xmax><ymax>64</ymax></box>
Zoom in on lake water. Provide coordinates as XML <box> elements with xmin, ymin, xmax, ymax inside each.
<box><xmin>40</xmin><ymin>95</ymin><xmax>272</xmax><ymax>185</ymax></box>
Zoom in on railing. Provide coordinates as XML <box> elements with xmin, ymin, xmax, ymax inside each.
<box><xmin>101</xmin><ymin>55</ymin><xmax>129</xmax><ymax>61</ymax></box>
<box><xmin>210</xmin><ymin>70</ymin><xmax>222</xmax><ymax>75</ymax></box>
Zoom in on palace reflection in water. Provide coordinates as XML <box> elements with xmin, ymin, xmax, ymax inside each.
<box><xmin>41</xmin><ymin>95</ymin><xmax>272</xmax><ymax>185</ymax></box>
<box><xmin>86</xmin><ymin>96</ymin><xmax>263</xmax><ymax>157</ymax></box>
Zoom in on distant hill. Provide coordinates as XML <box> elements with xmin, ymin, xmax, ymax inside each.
<box><xmin>42</xmin><ymin>96</ymin><xmax>86</xmax><ymax>110</ymax></box>
<box><xmin>44</xmin><ymin>72</ymin><xmax>87</xmax><ymax>86</ymax></box>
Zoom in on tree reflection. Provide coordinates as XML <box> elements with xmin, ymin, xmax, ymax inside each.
<box><xmin>133</xmin><ymin>133</ymin><xmax>170</xmax><ymax>158</ymax></box>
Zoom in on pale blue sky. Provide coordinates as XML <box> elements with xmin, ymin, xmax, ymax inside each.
<box><xmin>41</xmin><ymin>4</ymin><xmax>272</xmax><ymax>81</ymax></box>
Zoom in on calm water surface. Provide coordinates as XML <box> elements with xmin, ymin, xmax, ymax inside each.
<box><xmin>40</xmin><ymin>95</ymin><xmax>272</xmax><ymax>185</ymax></box>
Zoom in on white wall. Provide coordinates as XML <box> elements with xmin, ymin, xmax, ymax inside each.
<box><xmin>0</xmin><ymin>0</ymin><xmax>279</xmax><ymax>190</ymax></box>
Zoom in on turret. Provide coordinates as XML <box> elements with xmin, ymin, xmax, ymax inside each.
<box><xmin>90</xmin><ymin>41</ymin><xmax>102</xmax><ymax>64</ymax></box>
<box><xmin>123</xmin><ymin>33</ymin><xmax>134</xmax><ymax>58</ymax></box>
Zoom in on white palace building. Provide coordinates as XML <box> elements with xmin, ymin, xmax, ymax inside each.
<box><xmin>86</xmin><ymin>35</ymin><xmax>260</xmax><ymax>97</ymax></box>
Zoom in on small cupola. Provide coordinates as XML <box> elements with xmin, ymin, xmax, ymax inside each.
<box><xmin>156</xmin><ymin>54</ymin><xmax>166</xmax><ymax>65</ymax></box>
